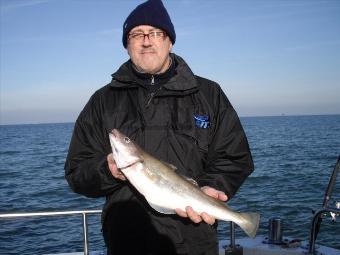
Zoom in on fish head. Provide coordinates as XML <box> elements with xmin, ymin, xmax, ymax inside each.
<box><xmin>109</xmin><ymin>129</ymin><xmax>142</xmax><ymax>169</ymax></box>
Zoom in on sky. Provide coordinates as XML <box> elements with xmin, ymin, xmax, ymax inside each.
<box><xmin>1</xmin><ymin>0</ymin><xmax>339</xmax><ymax>125</ymax></box>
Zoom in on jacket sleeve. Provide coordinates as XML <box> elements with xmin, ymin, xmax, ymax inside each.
<box><xmin>64</xmin><ymin>93</ymin><xmax>122</xmax><ymax>198</ymax></box>
<box><xmin>197</xmin><ymin>86</ymin><xmax>254</xmax><ymax>199</ymax></box>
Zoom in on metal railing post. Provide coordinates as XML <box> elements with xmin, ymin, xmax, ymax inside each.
<box><xmin>0</xmin><ymin>210</ymin><xmax>102</xmax><ymax>254</ymax></box>
<box><xmin>82</xmin><ymin>212</ymin><xmax>89</xmax><ymax>255</ymax></box>
<box><xmin>230</xmin><ymin>222</ymin><xmax>236</xmax><ymax>248</ymax></box>
<box><xmin>225</xmin><ymin>221</ymin><xmax>243</xmax><ymax>255</ymax></box>
<box><xmin>308</xmin><ymin>207</ymin><xmax>340</xmax><ymax>254</ymax></box>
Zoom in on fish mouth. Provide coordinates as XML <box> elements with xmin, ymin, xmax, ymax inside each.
<box><xmin>110</xmin><ymin>129</ymin><xmax>119</xmax><ymax>137</ymax></box>
<box><xmin>109</xmin><ymin>130</ymin><xmax>124</xmax><ymax>168</ymax></box>
<box><xmin>109</xmin><ymin>129</ymin><xmax>142</xmax><ymax>169</ymax></box>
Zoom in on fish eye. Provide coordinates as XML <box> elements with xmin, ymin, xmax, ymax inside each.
<box><xmin>124</xmin><ymin>137</ymin><xmax>131</xmax><ymax>143</ymax></box>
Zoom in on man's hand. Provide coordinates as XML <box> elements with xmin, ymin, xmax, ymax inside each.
<box><xmin>107</xmin><ymin>153</ymin><xmax>126</xmax><ymax>181</ymax></box>
<box><xmin>175</xmin><ymin>186</ymin><xmax>228</xmax><ymax>225</ymax></box>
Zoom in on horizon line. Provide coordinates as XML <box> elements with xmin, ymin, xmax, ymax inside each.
<box><xmin>1</xmin><ymin>113</ymin><xmax>339</xmax><ymax>126</ymax></box>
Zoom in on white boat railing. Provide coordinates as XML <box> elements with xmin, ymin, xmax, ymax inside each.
<box><xmin>308</xmin><ymin>156</ymin><xmax>340</xmax><ymax>254</ymax></box>
<box><xmin>1</xmin><ymin>208</ymin><xmax>340</xmax><ymax>255</ymax></box>
<box><xmin>0</xmin><ymin>209</ymin><xmax>240</xmax><ymax>255</ymax></box>
<box><xmin>0</xmin><ymin>209</ymin><xmax>102</xmax><ymax>255</ymax></box>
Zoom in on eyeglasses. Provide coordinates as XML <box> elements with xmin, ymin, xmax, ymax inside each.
<box><xmin>128</xmin><ymin>31</ymin><xmax>166</xmax><ymax>42</ymax></box>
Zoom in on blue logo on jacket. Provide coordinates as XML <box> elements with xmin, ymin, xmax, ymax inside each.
<box><xmin>194</xmin><ymin>115</ymin><xmax>209</xmax><ymax>129</ymax></box>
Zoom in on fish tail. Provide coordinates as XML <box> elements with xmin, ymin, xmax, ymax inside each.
<box><xmin>237</xmin><ymin>212</ymin><xmax>260</xmax><ymax>238</ymax></box>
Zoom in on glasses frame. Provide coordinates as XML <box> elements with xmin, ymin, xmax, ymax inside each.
<box><xmin>127</xmin><ymin>31</ymin><xmax>167</xmax><ymax>43</ymax></box>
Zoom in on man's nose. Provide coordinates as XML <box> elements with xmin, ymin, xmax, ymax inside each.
<box><xmin>142</xmin><ymin>35</ymin><xmax>152</xmax><ymax>46</ymax></box>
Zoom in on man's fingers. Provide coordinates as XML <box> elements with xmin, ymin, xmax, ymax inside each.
<box><xmin>176</xmin><ymin>207</ymin><xmax>215</xmax><ymax>225</ymax></box>
<box><xmin>113</xmin><ymin>169</ymin><xmax>126</xmax><ymax>181</ymax></box>
<box><xmin>217</xmin><ymin>191</ymin><xmax>228</xmax><ymax>201</ymax></box>
<box><xmin>201</xmin><ymin>212</ymin><xmax>215</xmax><ymax>225</ymax></box>
<box><xmin>186</xmin><ymin>206</ymin><xmax>202</xmax><ymax>223</ymax></box>
<box><xmin>201</xmin><ymin>186</ymin><xmax>228</xmax><ymax>201</ymax></box>
<box><xmin>175</xmin><ymin>208</ymin><xmax>188</xmax><ymax>218</ymax></box>
<box><xmin>176</xmin><ymin>207</ymin><xmax>201</xmax><ymax>223</ymax></box>
<box><xmin>107</xmin><ymin>153</ymin><xmax>126</xmax><ymax>181</ymax></box>
<box><xmin>116</xmin><ymin>172</ymin><xmax>126</xmax><ymax>181</ymax></box>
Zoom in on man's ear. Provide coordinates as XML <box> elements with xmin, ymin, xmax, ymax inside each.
<box><xmin>169</xmin><ymin>42</ymin><xmax>173</xmax><ymax>52</ymax></box>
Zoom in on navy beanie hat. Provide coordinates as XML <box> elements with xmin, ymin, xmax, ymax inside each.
<box><xmin>122</xmin><ymin>0</ymin><xmax>176</xmax><ymax>48</ymax></box>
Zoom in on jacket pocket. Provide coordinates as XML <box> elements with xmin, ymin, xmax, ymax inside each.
<box><xmin>170</xmin><ymin>103</ymin><xmax>209</xmax><ymax>152</ymax></box>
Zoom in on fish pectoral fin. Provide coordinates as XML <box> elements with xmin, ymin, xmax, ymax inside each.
<box><xmin>147</xmin><ymin>201</ymin><xmax>176</xmax><ymax>214</ymax></box>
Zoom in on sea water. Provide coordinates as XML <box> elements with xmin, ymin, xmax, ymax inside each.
<box><xmin>0</xmin><ymin>115</ymin><xmax>339</xmax><ymax>254</ymax></box>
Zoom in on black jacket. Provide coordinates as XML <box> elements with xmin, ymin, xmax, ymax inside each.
<box><xmin>65</xmin><ymin>54</ymin><xmax>254</xmax><ymax>254</ymax></box>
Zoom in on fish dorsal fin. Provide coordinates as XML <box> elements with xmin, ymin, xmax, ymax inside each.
<box><xmin>162</xmin><ymin>161</ymin><xmax>177</xmax><ymax>171</ymax></box>
<box><xmin>181</xmin><ymin>176</ymin><xmax>199</xmax><ymax>186</ymax></box>
<box><xmin>162</xmin><ymin>160</ymin><xmax>198</xmax><ymax>185</ymax></box>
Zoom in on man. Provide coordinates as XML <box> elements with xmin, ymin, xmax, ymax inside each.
<box><xmin>65</xmin><ymin>0</ymin><xmax>254</xmax><ymax>254</ymax></box>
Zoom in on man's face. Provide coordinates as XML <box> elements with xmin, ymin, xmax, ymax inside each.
<box><xmin>127</xmin><ymin>25</ymin><xmax>173</xmax><ymax>74</ymax></box>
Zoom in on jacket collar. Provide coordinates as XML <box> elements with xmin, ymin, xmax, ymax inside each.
<box><xmin>110</xmin><ymin>53</ymin><xmax>198</xmax><ymax>93</ymax></box>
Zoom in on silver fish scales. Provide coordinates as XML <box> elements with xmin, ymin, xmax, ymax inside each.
<box><xmin>109</xmin><ymin>129</ymin><xmax>260</xmax><ymax>238</ymax></box>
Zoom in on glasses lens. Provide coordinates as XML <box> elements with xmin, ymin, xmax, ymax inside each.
<box><xmin>128</xmin><ymin>31</ymin><xmax>165</xmax><ymax>42</ymax></box>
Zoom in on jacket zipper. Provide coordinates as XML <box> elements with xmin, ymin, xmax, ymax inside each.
<box><xmin>146</xmin><ymin>75</ymin><xmax>156</xmax><ymax>107</ymax></box>
<box><xmin>146</xmin><ymin>92</ymin><xmax>155</xmax><ymax>106</ymax></box>
<box><xmin>146</xmin><ymin>86</ymin><xmax>162</xmax><ymax>107</ymax></box>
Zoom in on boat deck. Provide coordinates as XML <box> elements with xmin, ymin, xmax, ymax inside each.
<box><xmin>219</xmin><ymin>237</ymin><xmax>340</xmax><ymax>255</ymax></box>
<box><xmin>1</xmin><ymin>209</ymin><xmax>339</xmax><ymax>255</ymax></box>
<box><xmin>41</xmin><ymin>236</ymin><xmax>340</xmax><ymax>255</ymax></box>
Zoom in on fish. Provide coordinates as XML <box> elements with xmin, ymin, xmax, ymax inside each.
<box><xmin>109</xmin><ymin>129</ymin><xmax>260</xmax><ymax>238</ymax></box>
